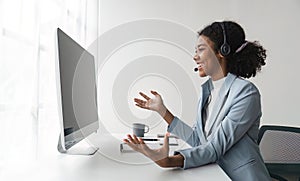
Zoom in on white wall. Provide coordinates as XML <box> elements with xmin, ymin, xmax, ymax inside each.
<box><xmin>98</xmin><ymin>0</ymin><xmax>300</xmax><ymax>134</ymax></box>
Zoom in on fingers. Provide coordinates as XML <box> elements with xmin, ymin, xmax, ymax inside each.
<box><xmin>134</xmin><ymin>98</ymin><xmax>149</xmax><ymax>109</ymax></box>
<box><xmin>127</xmin><ymin>134</ymin><xmax>138</xmax><ymax>144</ymax></box>
<box><xmin>133</xmin><ymin>134</ymin><xmax>140</xmax><ymax>143</ymax></box>
<box><xmin>164</xmin><ymin>132</ymin><xmax>170</xmax><ymax>146</ymax></box>
<box><xmin>123</xmin><ymin>139</ymin><xmax>129</xmax><ymax>143</ymax></box>
<box><xmin>135</xmin><ymin>104</ymin><xmax>149</xmax><ymax>109</ymax></box>
<box><xmin>139</xmin><ymin>92</ymin><xmax>151</xmax><ymax>100</ymax></box>
<box><xmin>134</xmin><ymin>102</ymin><xmax>149</xmax><ymax>110</ymax></box>
<box><xmin>134</xmin><ymin>98</ymin><xmax>147</xmax><ymax>105</ymax></box>
<box><xmin>139</xmin><ymin>137</ymin><xmax>145</xmax><ymax>144</ymax></box>
<box><xmin>135</xmin><ymin>91</ymin><xmax>160</xmax><ymax>102</ymax></box>
<box><xmin>125</xmin><ymin>134</ymin><xmax>145</xmax><ymax>145</ymax></box>
<box><xmin>150</xmin><ymin>90</ymin><xmax>159</xmax><ymax>96</ymax></box>
<box><xmin>134</xmin><ymin>91</ymin><xmax>161</xmax><ymax>110</ymax></box>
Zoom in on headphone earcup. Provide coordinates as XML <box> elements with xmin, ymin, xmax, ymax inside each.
<box><xmin>220</xmin><ymin>43</ymin><xmax>231</xmax><ymax>56</ymax></box>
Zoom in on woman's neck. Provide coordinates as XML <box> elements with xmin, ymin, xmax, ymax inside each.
<box><xmin>211</xmin><ymin>71</ymin><xmax>227</xmax><ymax>81</ymax></box>
<box><xmin>211</xmin><ymin>59</ymin><xmax>228</xmax><ymax>81</ymax></box>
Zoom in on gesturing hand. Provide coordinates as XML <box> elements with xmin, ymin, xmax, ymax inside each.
<box><xmin>123</xmin><ymin>133</ymin><xmax>170</xmax><ymax>165</ymax></box>
<box><xmin>134</xmin><ymin>90</ymin><xmax>167</xmax><ymax>117</ymax></box>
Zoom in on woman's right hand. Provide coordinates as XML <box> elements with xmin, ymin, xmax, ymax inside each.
<box><xmin>123</xmin><ymin>133</ymin><xmax>170</xmax><ymax>164</ymax></box>
<box><xmin>134</xmin><ymin>90</ymin><xmax>167</xmax><ymax>117</ymax></box>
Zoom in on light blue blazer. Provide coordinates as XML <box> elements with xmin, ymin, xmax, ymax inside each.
<box><xmin>167</xmin><ymin>73</ymin><xmax>271</xmax><ymax>181</ymax></box>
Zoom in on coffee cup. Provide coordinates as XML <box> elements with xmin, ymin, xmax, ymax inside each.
<box><xmin>132</xmin><ymin>123</ymin><xmax>149</xmax><ymax>137</ymax></box>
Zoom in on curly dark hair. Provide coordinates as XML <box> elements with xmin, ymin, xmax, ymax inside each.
<box><xmin>198</xmin><ymin>21</ymin><xmax>266</xmax><ymax>78</ymax></box>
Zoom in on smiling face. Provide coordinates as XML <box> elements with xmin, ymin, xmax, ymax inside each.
<box><xmin>194</xmin><ymin>35</ymin><xmax>227</xmax><ymax>81</ymax></box>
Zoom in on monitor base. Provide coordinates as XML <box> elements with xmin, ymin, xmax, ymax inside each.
<box><xmin>57</xmin><ymin>134</ymin><xmax>99</xmax><ymax>155</ymax></box>
<box><xmin>65</xmin><ymin>146</ymin><xmax>99</xmax><ymax>155</ymax></box>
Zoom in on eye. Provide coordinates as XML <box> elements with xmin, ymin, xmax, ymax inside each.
<box><xmin>196</xmin><ymin>48</ymin><xmax>205</xmax><ymax>54</ymax></box>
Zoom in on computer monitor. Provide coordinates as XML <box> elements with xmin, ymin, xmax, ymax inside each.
<box><xmin>55</xmin><ymin>28</ymin><xmax>99</xmax><ymax>155</ymax></box>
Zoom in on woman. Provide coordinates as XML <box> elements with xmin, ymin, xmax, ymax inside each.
<box><xmin>123</xmin><ymin>21</ymin><xmax>271</xmax><ymax>180</ymax></box>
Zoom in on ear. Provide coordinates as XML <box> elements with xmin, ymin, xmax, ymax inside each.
<box><xmin>216</xmin><ymin>51</ymin><xmax>225</xmax><ymax>61</ymax></box>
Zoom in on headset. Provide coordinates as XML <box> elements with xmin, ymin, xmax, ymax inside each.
<box><xmin>220</xmin><ymin>22</ymin><xmax>231</xmax><ymax>56</ymax></box>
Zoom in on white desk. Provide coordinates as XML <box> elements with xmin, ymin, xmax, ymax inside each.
<box><xmin>1</xmin><ymin>133</ymin><xmax>230</xmax><ymax>181</ymax></box>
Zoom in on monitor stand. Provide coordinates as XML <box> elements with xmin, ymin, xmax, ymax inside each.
<box><xmin>57</xmin><ymin>134</ymin><xmax>99</xmax><ymax>155</ymax></box>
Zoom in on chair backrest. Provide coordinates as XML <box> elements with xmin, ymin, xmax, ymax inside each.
<box><xmin>258</xmin><ymin>125</ymin><xmax>300</xmax><ymax>164</ymax></box>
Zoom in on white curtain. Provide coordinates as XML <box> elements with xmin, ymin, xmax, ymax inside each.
<box><xmin>0</xmin><ymin>0</ymin><xmax>98</xmax><ymax>163</ymax></box>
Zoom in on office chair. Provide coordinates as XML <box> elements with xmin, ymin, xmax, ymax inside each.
<box><xmin>258</xmin><ymin>125</ymin><xmax>300</xmax><ymax>181</ymax></box>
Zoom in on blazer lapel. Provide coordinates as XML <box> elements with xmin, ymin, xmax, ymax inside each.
<box><xmin>197</xmin><ymin>79</ymin><xmax>213</xmax><ymax>142</ymax></box>
<box><xmin>205</xmin><ymin>73</ymin><xmax>237</xmax><ymax>137</ymax></box>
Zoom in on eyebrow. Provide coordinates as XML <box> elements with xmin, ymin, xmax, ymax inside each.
<box><xmin>195</xmin><ymin>43</ymin><xmax>207</xmax><ymax>49</ymax></box>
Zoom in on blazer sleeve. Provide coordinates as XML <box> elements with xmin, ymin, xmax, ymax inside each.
<box><xmin>171</xmin><ymin>83</ymin><xmax>262</xmax><ymax>169</ymax></box>
<box><xmin>168</xmin><ymin>116</ymin><xmax>201</xmax><ymax>147</ymax></box>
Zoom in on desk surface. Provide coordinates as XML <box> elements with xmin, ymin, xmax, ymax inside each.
<box><xmin>1</xmin><ymin>133</ymin><xmax>230</xmax><ymax>181</ymax></box>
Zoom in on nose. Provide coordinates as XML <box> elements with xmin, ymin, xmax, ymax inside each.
<box><xmin>193</xmin><ymin>53</ymin><xmax>199</xmax><ymax>61</ymax></box>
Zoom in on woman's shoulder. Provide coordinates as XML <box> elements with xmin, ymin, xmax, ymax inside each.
<box><xmin>228</xmin><ymin>74</ymin><xmax>260</xmax><ymax>95</ymax></box>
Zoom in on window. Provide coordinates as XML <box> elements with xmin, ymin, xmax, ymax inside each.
<box><xmin>0</xmin><ymin>0</ymin><xmax>98</xmax><ymax>162</ymax></box>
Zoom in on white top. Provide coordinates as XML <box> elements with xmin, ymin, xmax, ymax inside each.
<box><xmin>204</xmin><ymin>77</ymin><xmax>226</xmax><ymax>136</ymax></box>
